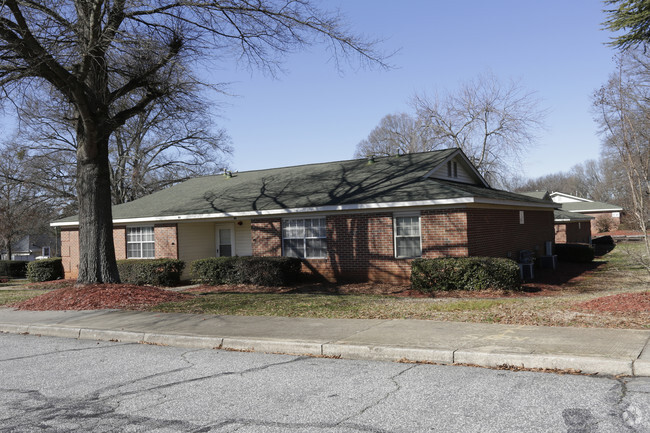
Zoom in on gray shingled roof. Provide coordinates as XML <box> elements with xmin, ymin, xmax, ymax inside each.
<box><xmin>54</xmin><ymin>149</ymin><xmax>555</xmax><ymax>224</ymax></box>
<box><xmin>520</xmin><ymin>191</ymin><xmax>551</xmax><ymax>201</ymax></box>
<box><xmin>554</xmin><ymin>209</ymin><xmax>594</xmax><ymax>222</ymax></box>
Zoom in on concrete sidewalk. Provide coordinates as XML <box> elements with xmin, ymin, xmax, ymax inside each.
<box><xmin>1</xmin><ymin>307</ymin><xmax>649</xmax><ymax>377</ymax></box>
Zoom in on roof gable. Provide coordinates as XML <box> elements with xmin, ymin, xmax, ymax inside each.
<box><xmin>549</xmin><ymin>192</ymin><xmax>592</xmax><ymax>203</ymax></box>
<box><xmin>424</xmin><ymin>148</ymin><xmax>489</xmax><ymax>187</ymax></box>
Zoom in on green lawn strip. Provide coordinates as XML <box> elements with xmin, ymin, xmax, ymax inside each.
<box><xmin>0</xmin><ymin>279</ymin><xmax>30</xmax><ymax>288</ymax></box>
<box><xmin>0</xmin><ymin>290</ymin><xmax>49</xmax><ymax>306</ymax></box>
<box><xmin>151</xmin><ymin>293</ymin><xmax>515</xmax><ymax>320</ymax></box>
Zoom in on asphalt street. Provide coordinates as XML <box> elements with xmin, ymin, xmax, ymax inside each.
<box><xmin>1</xmin><ymin>333</ymin><xmax>649</xmax><ymax>432</ymax></box>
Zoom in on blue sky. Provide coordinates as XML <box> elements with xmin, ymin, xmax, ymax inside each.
<box><xmin>0</xmin><ymin>1</ymin><xmax>617</xmax><ymax>181</ymax></box>
<box><xmin>210</xmin><ymin>0</ymin><xmax>617</xmax><ymax>180</ymax></box>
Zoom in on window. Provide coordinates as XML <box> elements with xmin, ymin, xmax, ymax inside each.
<box><xmin>519</xmin><ymin>211</ymin><xmax>525</xmax><ymax>225</ymax></box>
<box><xmin>282</xmin><ymin>218</ymin><xmax>327</xmax><ymax>258</ymax></box>
<box><xmin>41</xmin><ymin>247</ymin><xmax>50</xmax><ymax>257</ymax></box>
<box><xmin>394</xmin><ymin>215</ymin><xmax>421</xmax><ymax>258</ymax></box>
<box><xmin>447</xmin><ymin>161</ymin><xmax>458</xmax><ymax>178</ymax></box>
<box><xmin>127</xmin><ymin>226</ymin><xmax>155</xmax><ymax>258</ymax></box>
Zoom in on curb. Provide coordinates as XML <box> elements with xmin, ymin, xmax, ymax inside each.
<box><xmin>1</xmin><ymin>323</ymin><xmax>647</xmax><ymax>377</ymax></box>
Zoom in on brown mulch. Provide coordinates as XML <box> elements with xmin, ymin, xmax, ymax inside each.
<box><xmin>12</xmin><ymin>284</ymin><xmax>193</xmax><ymax>311</ymax></box>
<box><xmin>573</xmin><ymin>291</ymin><xmax>650</xmax><ymax>313</ymax></box>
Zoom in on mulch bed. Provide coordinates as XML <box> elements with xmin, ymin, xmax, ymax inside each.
<box><xmin>12</xmin><ymin>284</ymin><xmax>192</xmax><ymax>311</ymax></box>
<box><xmin>573</xmin><ymin>291</ymin><xmax>650</xmax><ymax>313</ymax></box>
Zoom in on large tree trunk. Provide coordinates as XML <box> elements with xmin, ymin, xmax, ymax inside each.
<box><xmin>76</xmin><ymin>132</ymin><xmax>120</xmax><ymax>284</ymax></box>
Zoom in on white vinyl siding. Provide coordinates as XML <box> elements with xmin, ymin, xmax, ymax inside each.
<box><xmin>126</xmin><ymin>226</ymin><xmax>155</xmax><ymax>258</ymax></box>
<box><xmin>282</xmin><ymin>218</ymin><xmax>327</xmax><ymax>258</ymax></box>
<box><xmin>394</xmin><ymin>215</ymin><xmax>421</xmax><ymax>258</ymax></box>
<box><xmin>235</xmin><ymin>221</ymin><xmax>253</xmax><ymax>256</ymax></box>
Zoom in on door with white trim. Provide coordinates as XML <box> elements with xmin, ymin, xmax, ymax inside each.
<box><xmin>215</xmin><ymin>224</ymin><xmax>235</xmax><ymax>257</ymax></box>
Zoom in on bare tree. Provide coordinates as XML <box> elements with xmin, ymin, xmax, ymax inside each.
<box><xmin>593</xmin><ymin>50</ymin><xmax>650</xmax><ymax>271</ymax></box>
<box><xmin>354</xmin><ymin>112</ymin><xmax>437</xmax><ymax>158</ymax></box>
<box><xmin>0</xmin><ymin>142</ymin><xmax>55</xmax><ymax>260</ymax></box>
<box><xmin>17</xmin><ymin>91</ymin><xmax>232</xmax><ymax>205</ymax></box>
<box><xmin>0</xmin><ymin>0</ymin><xmax>387</xmax><ymax>283</ymax></box>
<box><xmin>413</xmin><ymin>72</ymin><xmax>546</xmax><ymax>186</ymax></box>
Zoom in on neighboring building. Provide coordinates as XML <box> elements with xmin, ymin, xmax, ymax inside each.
<box><xmin>548</xmin><ymin>192</ymin><xmax>622</xmax><ymax>235</ymax></box>
<box><xmin>520</xmin><ymin>192</ymin><xmax>595</xmax><ymax>244</ymax></box>
<box><xmin>553</xmin><ymin>209</ymin><xmax>594</xmax><ymax>244</ymax></box>
<box><xmin>53</xmin><ymin>149</ymin><xmax>557</xmax><ymax>283</ymax></box>
<box><xmin>1</xmin><ymin>233</ymin><xmax>58</xmax><ymax>261</ymax></box>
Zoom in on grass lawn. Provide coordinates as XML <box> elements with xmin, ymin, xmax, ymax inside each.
<box><xmin>0</xmin><ymin>290</ymin><xmax>52</xmax><ymax>306</ymax></box>
<box><xmin>5</xmin><ymin>242</ymin><xmax>649</xmax><ymax>329</ymax></box>
<box><xmin>151</xmin><ymin>242</ymin><xmax>650</xmax><ymax>329</ymax></box>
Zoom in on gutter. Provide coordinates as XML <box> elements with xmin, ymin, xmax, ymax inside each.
<box><xmin>51</xmin><ymin>196</ymin><xmax>558</xmax><ymax>227</ymax></box>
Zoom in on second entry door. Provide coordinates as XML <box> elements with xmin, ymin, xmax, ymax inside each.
<box><xmin>215</xmin><ymin>224</ymin><xmax>235</xmax><ymax>257</ymax></box>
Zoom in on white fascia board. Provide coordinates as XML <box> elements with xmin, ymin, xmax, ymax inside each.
<box><xmin>567</xmin><ymin>208</ymin><xmax>623</xmax><ymax>213</ymax></box>
<box><xmin>472</xmin><ymin>197</ymin><xmax>558</xmax><ymax>209</ymax></box>
<box><xmin>549</xmin><ymin>192</ymin><xmax>592</xmax><ymax>202</ymax></box>
<box><xmin>51</xmin><ymin>196</ymin><xmax>556</xmax><ymax>227</ymax></box>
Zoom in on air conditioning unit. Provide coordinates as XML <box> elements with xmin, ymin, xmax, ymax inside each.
<box><xmin>519</xmin><ymin>263</ymin><xmax>534</xmax><ymax>281</ymax></box>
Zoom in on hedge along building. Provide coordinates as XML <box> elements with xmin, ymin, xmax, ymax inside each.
<box><xmin>52</xmin><ymin>148</ymin><xmax>557</xmax><ymax>283</ymax></box>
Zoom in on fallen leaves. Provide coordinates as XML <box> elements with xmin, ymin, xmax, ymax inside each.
<box><xmin>12</xmin><ymin>284</ymin><xmax>192</xmax><ymax>311</ymax></box>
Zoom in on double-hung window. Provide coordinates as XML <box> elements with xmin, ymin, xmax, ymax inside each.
<box><xmin>283</xmin><ymin>218</ymin><xmax>327</xmax><ymax>258</ymax></box>
<box><xmin>394</xmin><ymin>215</ymin><xmax>421</xmax><ymax>258</ymax></box>
<box><xmin>127</xmin><ymin>226</ymin><xmax>155</xmax><ymax>258</ymax></box>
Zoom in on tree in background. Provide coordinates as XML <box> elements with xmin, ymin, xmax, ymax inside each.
<box><xmin>594</xmin><ymin>50</ymin><xmax>650</xmax><ymax>269</ymax></box>
<box><xmin>0</xmin><ymin>143</ymin><xmax>57</xmax><ymax>260</ymax></box>
<box><xmin>413</xmin><ymin>73</ymin><xmax>546</xmax><ymax>186</ymax></box>
<box><xmin>354</xmin><ymin>112</ymin><xmax>436</xmax><ymax>158</ymax></box>
<box><xmin>15</xmin><ymin>91</ymin><xmax>231</xmax><ymax>206</ymax></box>
<box><xmin>357</xmin><ymin>73</ymin><xmax>545</xmax><ymax>187</ymax></box>
<box><xmin>0</xmin><ymin>0</ymin><xmax>387</xmax><ymax>284</ymax></box>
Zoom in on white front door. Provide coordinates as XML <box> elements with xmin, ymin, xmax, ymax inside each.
<box><xmin>215</xmin><ymin>224</ymin><xmax>235</xmax><ymax>257</ymax></box>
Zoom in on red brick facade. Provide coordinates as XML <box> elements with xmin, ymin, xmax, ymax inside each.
<box><xmin>60</xmin><ymin>208</ymin><xmax>555</xmax><ymax>283</ymax></box>
<box><xmin>154</xmin><ymin>224</ymin><xmax>179</xmax><ymax>258</ymax></box>
<box><xmin>467</xmin><ymin>209</ymin><xmax>555</xmax><ymax>258</ymax></box>
<box><xmin>61</xmin><ymin>224</ymin><xmax>179</xmax><ymax>279</ymax></box>
<box><xmin>61</xmin><ymin>228</ymin><xmax>80</xmax><ymax>279</ymax></box>
<box><xmin>555</xmin><ymin>222</ymin><xmax>592</xmax><ymax>244</ymax></box>
<box><xmin>250</xmin><ymin>208</ymin><xmax>554</xmax><ymax>283</ymax></box>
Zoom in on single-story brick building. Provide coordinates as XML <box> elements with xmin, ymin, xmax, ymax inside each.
<box><xmin>53</xmin><ymin>148</ymin><xmax>557</xmax><ymax>283</ymax></box>
<box><xmin>547</xmin><ymin>192</ymin><xmax>623</xmax><ymax>235</ymax></box>
<box><xmin>520</xmin><ymin>192</ymin><xmax>594</xmax><ymax>244</ymax></box>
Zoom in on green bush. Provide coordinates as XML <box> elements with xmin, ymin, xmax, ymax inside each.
<box><xmin>190</xmin><ymin>257</ymin><xmax>240</xmax><ymax>285</ymax></box>
<box><xmin>0</xmin><ymin>260</ymin><xmax>28</xmax><ymax>278</ymax></box>
<box><xmin>117</xmin><ymin>259</ymin><xmax>185</xmax><ymax>286</ymax></box>
<box><xmin>27</xmin><ymin>258</ymin><xmax>64</xmax><ymax>282</ymax></box>
<box><xmin>555</xmin><ymin>244</ymin><xmax>595</xmax><ymax>263</ymax></box>
<box><xmin>190</xmin><ymin>256</ymin><xmax>302</xmax><ymax>286</ymax></box>
<box><xmin>411</xmin><ymin>257</ymin><xmax>521</xmax><ymax>293</ymax></box>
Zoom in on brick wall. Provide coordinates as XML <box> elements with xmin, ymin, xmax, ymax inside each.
<box><xmin>584</xmin><ymin>212</ymin><xmax>620</xmax><ymax>235</ymax></box>
<box><xmin>113</xmin><ymin>226</ymin><xmax>126</xmax><ymax>259</ymax></box>
<box><xmin>250</xmin><ymin>210</ymin><xmax>473</xmax><ymax>283</ymax></box>
<box><xmin>60</xmin><ymin>223</ymin><xmax>179</xmax><ymax>279</ymax></box>
<box><xmin>556</xmin><ymin>222</ymin><xmax>591</xmax><ymax>244</ymax></box>
<box><xmin>421</xmin><ymin>209</ymin><xmax>468</xmax><ymax>257</ymax></box>
<box><xmin>154</xmin><ymin>224</ymin><xmax>179</xmax><ymax>258</ymax></box>
<box><xmin>306</xmin><ymin>212</ymin><xmax>411</xmax><ymax>283</ymax></box>
<box><xmin>251</xmin><ymin>218</ymin><xmax>282</xmax><ymax>256</ymax></box>
<box><xmin>60</xmin><ymin>228</ymin><xmax>79</xmax><ymax>279</ymax></box>
<box><xmin>467</xmin><ymin>209</ymin><xmax>555</xmax><ymax>258</ymax></box>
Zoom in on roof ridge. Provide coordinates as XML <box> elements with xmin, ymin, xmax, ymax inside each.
<box><xmin>201</xmin><ymin>148</ymin><xmax>458</xmax><ymax>179</ymax></box>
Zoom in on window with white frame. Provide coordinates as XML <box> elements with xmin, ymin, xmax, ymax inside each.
<box><xmin>394</xmin><ymin>215</ymin><xmax>421</xmax><ymax>258</ymax></box>
<box><xmin>282</xmin><ymin>218</ymin><xmax>327</xmax><ymax>258</ymax></box>
<box><xmin>127</xmin><ymin>226</ymin><xmax>155</xmax><ymax>258</ymax></box>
